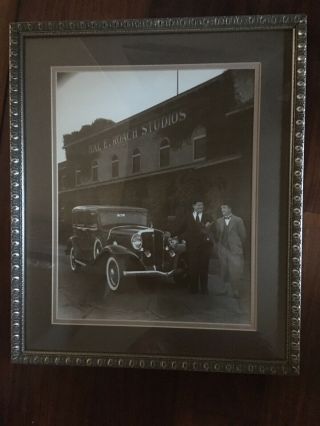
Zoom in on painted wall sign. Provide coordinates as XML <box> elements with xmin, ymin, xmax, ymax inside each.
<box><xmin>88</xmin><ymin>111</ymin><xmax>186</xmax><ymax>154</ymax></box>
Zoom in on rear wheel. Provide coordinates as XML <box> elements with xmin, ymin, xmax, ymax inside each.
<box><xmin>105</xmin><ymin>256</ymin><xmax>124</xmax><ymax>292</ymax></box>
<box><xmin>93</xmin><ymin>239</ymin><xmax>102</xmax><ymax>260</ymax></box>
<box><xmin>70</xmin><ymin>247</ymin><xmax>80</xmax><ymax>272</ymax></box>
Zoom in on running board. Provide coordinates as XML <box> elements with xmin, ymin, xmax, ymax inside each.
<box><xmin>75</xmin><ymin>259</ymin><xmax>87</xmax><ymax>267</ymax></box>
<box><xmin>123</xmin><ymin>270</ymin><xmax>174</xmax><ymax>278</ymax></box>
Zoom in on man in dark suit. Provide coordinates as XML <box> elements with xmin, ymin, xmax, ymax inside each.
<box><xmin>178</xmin><ymin>200</ymin><xmax>213</xmax><ymax>294</ymax></box>
<box><xmin>215</xmin><ymin>204</ymin><xmax>246</xmax><ymax>298</ymax></box>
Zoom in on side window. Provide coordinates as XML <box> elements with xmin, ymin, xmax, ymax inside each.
<box><xmin>132</xmin><ymin>148</ymin><xmax>141</xmax><ymax>173</ymax></box>
<box><xmin>92</xmin><ymin>160</ymin><xmax>98</xmax><ymax>181</ymax></box>
<box><xmin>160</xmin><ymin>139</ymin><xmax>170</xmax><ymax>168</ymax></box>
<box><xmin>112</xmin><ymin>155</ymin><xmax>119</xmax><ymax>178</ymax></box>
<box><xmin>72</xmin><ymin>211</ymin><xmax>77</xmax><ymax>226</ymax></box>
<box><xmin>192</xmin><ymin>126</ymin><xmax>207</xmax><ymax>161</ymax></box>
<box><xmin>86</xmin><ymin>212</ymin><xmax>97</xmax><ymax>228</ymax></box>
<box><xmin>74</xmin><ymin>211</ymin><xmax>85</xmax><ymax>227</ymax></box>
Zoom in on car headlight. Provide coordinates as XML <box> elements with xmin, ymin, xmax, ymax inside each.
<box><xmin>131</xmin><ymin>233</ymin><xmax>142</xmax><ymax>250</ymax></box>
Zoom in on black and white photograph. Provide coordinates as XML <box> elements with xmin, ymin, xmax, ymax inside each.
<box><xmin>52</xmin><ymin>64</ymin><xmax>260</xmax><ymax>330</ymax></box>
<box><xmin>9</xmin><ymin>16</ymin><xmax>305</xmax><ymax>374</ymax></box>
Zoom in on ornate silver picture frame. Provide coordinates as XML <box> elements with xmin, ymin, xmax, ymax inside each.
<box><xmin>9</xmin><ymin>15</ymin><xmax>306</xmax><ymax>374</ymax></box>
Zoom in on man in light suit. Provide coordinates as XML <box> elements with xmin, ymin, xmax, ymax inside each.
<box><xmin>215</xmin><ymin>204</ymin><xmax>246</xmax><ymax>298</ymax></box>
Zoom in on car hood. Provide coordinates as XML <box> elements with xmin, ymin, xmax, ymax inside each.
<box><xmin>107</xmin><ymin>225</ymin><xmax>155</xmax><ymax>238</ymax></box>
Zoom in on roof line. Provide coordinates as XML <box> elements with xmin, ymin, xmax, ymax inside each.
<box><xmin>63</xmin><ymin>70</ymin><xmax>228</xmax><ymax>147</ymax></box>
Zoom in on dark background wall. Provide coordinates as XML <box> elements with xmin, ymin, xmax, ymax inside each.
<box><xmin>0</xmin><ymin>1</ymin><xmax>319</xmax><ymax>425</ymax></box>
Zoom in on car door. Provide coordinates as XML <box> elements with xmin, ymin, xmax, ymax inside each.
<box><xmin>86</xmin><ymin>211</ymin><xmax>99</xmax><ymax>260</ymax></box>
<box><xmin>74</xmin><ymin>210</ymin><xmax>93</xmax><ymax>262</ymax></box>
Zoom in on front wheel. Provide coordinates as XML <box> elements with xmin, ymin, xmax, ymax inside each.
<box><xmin>105</xmin><ymin>256</ymin><xmax>123</xmax><ymax>292</ymax></box>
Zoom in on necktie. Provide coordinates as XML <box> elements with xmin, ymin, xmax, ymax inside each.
<box><xmin>196</xmin><ymin>213</ymin><xmax>200</xmax><ymax>223</ymax></box>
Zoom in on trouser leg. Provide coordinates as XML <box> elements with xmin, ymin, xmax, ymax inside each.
<box><xmin>188</xmin><ymin>253</ymin><xmax>199</xmax><ymax>294</ymax></box>
<box><xmin>199</xmin><ymin>256</ymin><xmax>209</xmax><ymax>294</ymax></box>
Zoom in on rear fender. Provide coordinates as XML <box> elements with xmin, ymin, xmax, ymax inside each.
<box><xmin>65</xmin><ymin>236</ymin><xmax>76</xmax><ymax>254</ymax></box>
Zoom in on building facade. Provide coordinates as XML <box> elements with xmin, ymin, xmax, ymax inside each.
<box><xmin>58</xmin><ymin>69</ymin><xmax>255</xmax><ymax>240</ymax></box>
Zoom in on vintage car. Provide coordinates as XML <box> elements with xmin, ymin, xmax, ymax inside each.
<box><xmin>67</xmin><ymin>205</ymin><xmax>187</xmax><ymax>292</ymax></box>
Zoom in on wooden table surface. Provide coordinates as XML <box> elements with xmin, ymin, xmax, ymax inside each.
<box><xmin>1</xmin><ymin>1</ymin><xmax>319</xmax><ymax>425</ymax></box>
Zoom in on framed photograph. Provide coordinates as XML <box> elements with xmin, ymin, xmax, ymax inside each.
<box><xmin>9</xmin><ymin>15</ymin><xmax>306</xmax><ymax>374</ymax></box>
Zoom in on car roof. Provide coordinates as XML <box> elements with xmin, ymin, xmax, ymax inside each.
<box><xmin>72</xmin><ymin>205</ymin><xmax>148</xmax><ymax>213</ymax></box>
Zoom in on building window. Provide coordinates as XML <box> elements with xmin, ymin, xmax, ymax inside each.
<box><xmin>61</xmin><ymin>174</ymin><xmax>67</xmax><ymax>189</ymax></box>
<box><xmin>193</xmin><ymin>126</ymin><xmax>207</xmax><ymax>160</ymax></box>
<box><xmin>60</xmin><ymin>206</ymin><xmax>65</xmax><ymax>224</ymax></box>
<box><xmin>112</xmin><ymin>155</ymin><xmax>119</xmax><ymax>178</ymax></box>
<box><xmin>75</xmin><ymin>169</ymin><xmax>81</xmax><ymax>185</ymax></box>
<box><xmin>132</xmin><ymin>148</ymin><xmax>141</xmax><ymax>173</ymax></box>
<box><xmin>92</xmin><ymin>160</ymin><xmax>98</xmax><ymax>181</ymax></box>
<box><xmin>160</xmin><ymin>139</ymin><xmax>170</xmax><ymax>168</ymax></box>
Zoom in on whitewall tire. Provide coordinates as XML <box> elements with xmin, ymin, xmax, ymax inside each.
<box><xmin>70</xmin><ymin>247</ymin><xmax>79</xmax><ymax>272</ymax></box>
<box><xmin>105</xmin><ymin>256</ymin><xmax>123</xmax><ymax>292</ymax></box>
<box><xmin>93</xmin><ymin>239</ymin><xmax>102</xmax><ymax>260</ymax></box>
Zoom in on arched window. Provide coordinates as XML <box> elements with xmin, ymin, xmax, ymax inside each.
<box><xmin>132</xmin><ymin>148</ymin><xmax>141</xmax><ymax>173</ymax></box>
<box><xmin>159</xmin><ymin>139</ymin><xmax>170</xmax><ymax>168</ymax></box>
<box><xmin>112</xmin><ymin>155</ymin><xmax>119</xmax><ymax>178</ymax></box>
<box><xmin>192</xmin><ymin>126</ymin><xmax>207</xmax><ymax>161</ymax></box>
<box><xmin>91</xmin><ymin>160</ymin><xmax>98</xmax><ymax>181</ymax></box>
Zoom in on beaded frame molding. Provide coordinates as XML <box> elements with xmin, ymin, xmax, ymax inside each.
<box><xmin>9</xmin><ymin>15</ymin><xmax>306</xmax><ymax>374</ymax></box>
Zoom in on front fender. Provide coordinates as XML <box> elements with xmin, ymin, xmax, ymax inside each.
<box><xmin>102</xmin><ymin>244</ymin><xmax>140</xmax><ymax>261</ymax></box>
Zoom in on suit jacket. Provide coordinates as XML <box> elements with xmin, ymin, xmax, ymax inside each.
<box><xmin>215</xmin><ymin>215</ymin><xmax>246</xmax><ymax>255</ymax></box>
<box><xmin>177</xmin><ymin>212</ymin><xmax>213</xmax><ymax>253</ymax></box>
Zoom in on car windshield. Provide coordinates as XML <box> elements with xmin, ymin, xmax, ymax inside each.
<box><xmin>99</xmin><ymin>211</ymin><xmax>148</xmax><ymax>227</ymax></box>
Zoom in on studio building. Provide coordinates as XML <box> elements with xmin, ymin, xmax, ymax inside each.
<box><xmin>58</xmin><ymin>69</ymin><xmax>256</xmax><ymax>238</ymax></box>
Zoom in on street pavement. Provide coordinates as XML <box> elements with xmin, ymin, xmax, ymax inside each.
<box><xmin>56</xmin><ymin>246</ymin><xmax>252</xmax><ymax>329</ymax></box>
